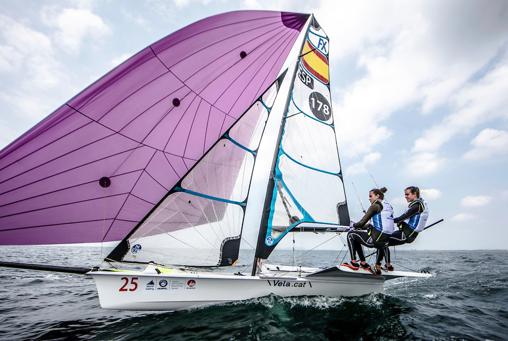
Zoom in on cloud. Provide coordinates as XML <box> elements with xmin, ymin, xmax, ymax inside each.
<box><xmin>405</xmin><ymin>152</ymin><xmax>445</xmax><ymax>177</ymax></box>
<box><xmin>421</xmin><ymin>188</ymin><xmax>441</xmax><ymax>200</ymax></box>
<box><xmin>345</xmin><ymin>152</ymin><xmax>381</xmax><ymax>175</ymax></box>
<box><xmin>0</xmin><ymin>14</ymin><xmax>67</xmax><ymax>124</ymax></box>
<box><xmin>451</xmin><ymin>213</ymin><xmax>475</xmax><ymax>222</ymax></box>
<box><xmin>464</xmin><ymin>128</ymin><xmax>508</xmax><ymax>160</ymax></box>
<box><xmin>0</xmin><ymin>5</ymin><xmax>111</xmax><ymax>149</ymax></box>
<box><xmin>0</xmin><ymin>14</ymin><xmax>61</xmax><ymax>88</ymax></box>
<box><xmin>461</xmin><ymin>195</ymin><xmax>491</xmax><ymax>207</ymax></box>
<box><xmin>315</xmin><ymin>0</ymin><xmax>508</xmax><ymax>166</ymax></box>
<box><xmin>44</xmin><ymin>7</ymin><xmax>110</xmax><ymax>53</ymax></box>
<box><xmin>413</xmin><ymin>62</ymin><xmax>508</xmax><ymax>154</ymax></box>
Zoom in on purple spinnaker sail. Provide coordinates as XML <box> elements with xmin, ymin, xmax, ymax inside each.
<box><xmin>0</xmin><ymin>11</ymin><xmax>308</xmax><ymax>245</ymax></box>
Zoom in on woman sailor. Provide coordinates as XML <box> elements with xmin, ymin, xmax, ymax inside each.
<box><xmin>344</xmin><ymin>187</ymin><xmax>395</xmax><ymax>275</ymax></box>
<box><xmin>383</xmin><ymin>186</ymin><xmax>429</xmax><ymax>270</ymax></box>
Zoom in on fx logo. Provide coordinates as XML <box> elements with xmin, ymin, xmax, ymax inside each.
<box><xmin>317</xmin><ymin>38</ymin><xmax>328</xmax><ymax>54</ymax></box>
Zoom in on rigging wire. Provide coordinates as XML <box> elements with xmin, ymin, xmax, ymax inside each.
<box><xmin>294</xmin><ymin>233</ymin><xmax>341</xmax><ymax>265</ymax></box>
<box><xmin>351</xmin><ymin>181</ymin><xmax>366</xmax><ymax>213</ymax></box>
<box><xmin>367</xmin><ymin>170</ymin><xmax>379</xmax><ymax>188</ymax></box>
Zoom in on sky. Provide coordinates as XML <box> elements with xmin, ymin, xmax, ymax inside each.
<box><xmin>1</xmin><ymin>0</ymin><xmax>507</xmax><ymax>250</ymax></box>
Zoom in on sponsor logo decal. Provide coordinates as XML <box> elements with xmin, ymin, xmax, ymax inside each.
<box><xmin>158</xmin><ymin>279</ymin><xmax>168</xmax><ymax>290</ymax></box>
<box><xmin>265</xmin><ymin>236</ymin><xmax>274</xmax><ymax>246</ymax></box>
<box><xmin>146</xmin><ymin>279</ymin><xmax>155</xmax><ymax>290</ymax></box>
<box><xmin>316</xmin><ymin>37</ymin><xmax>328</xmax><ymax>55</ymax></box>
<box><xmin>266</xmin><ymin>279</ymin><xmax>312</xmax><ymax>288</ymax></box>
<box><xmin>171</xmin><ymin>280</ymin><xmax>184</xmax><ymax>290</ymax></box>
<box><xmin>186</xmin><ymin>279</ymin><xmax>196</xmax><ymax>289</ymax></box>
<box><xmin>131</xmin><ymin>244</ymin><xmax>142</xmax><ymax>254</ymax></box>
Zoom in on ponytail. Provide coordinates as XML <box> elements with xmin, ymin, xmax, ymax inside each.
<box><xmin>370</xmin><ymin>187</ymin><xmax>387</xmax><ymax>200</ymax></box>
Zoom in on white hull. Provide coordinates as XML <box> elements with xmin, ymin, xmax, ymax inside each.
<box><xmin>90</xmin><ymin>264</ymin><xmax>430</xmax><ymax>311</ymax></box>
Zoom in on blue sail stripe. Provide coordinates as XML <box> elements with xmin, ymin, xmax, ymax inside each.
<box><xmin>175</xmin><ymin>186</ymin><xmax>246</xmax><ymax>207</ymax></box>
<box><xmin>307</xmin><ymin>29</ymin><xmax>328</xmax><ymax>41</ymax></box>
<box><xmin>260</xmin><ymin>99</ymin><xmax>271</xmax><ymax>111</ymax></box>
<box><xmin>281</xmin><ymin>148</ymin><xmax>340</xmax><ymax>176</ymax></box>
<box><xmin>305</xmin><ymin>32</ymin><xmax>329</xmax><ymax>57</ymax></box>
<box><xmin>225</xmin><ymin>134</ymin><xmax>256</xmax><ymax>155</ymax></box>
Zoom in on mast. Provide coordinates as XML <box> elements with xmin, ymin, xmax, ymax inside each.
<box><xmin>251</xmin><ymin>15</ymin><xmax>313</xmax><ymax>276</ymax></box>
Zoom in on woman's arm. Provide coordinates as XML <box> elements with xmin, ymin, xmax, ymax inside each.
<box><xmin>353</xmin><ymin>202</ymin><xmax>382</xmax><ymax>228</ymax></box>
<box><xmin>394</xmin><ymin>201</ymin><xmax>423</xmax><ymax>224</ymax></box>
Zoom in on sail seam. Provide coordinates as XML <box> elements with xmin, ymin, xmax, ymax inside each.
<box><xmin>217</xmin><ymin>28</ymin><xmax>293</xmax><ymax>110</ymax></box>
<box><xmin>162</xmin><ymin>95</ymin><xmax>201</xmax><ymax>152</ymax></box>
<box><xmin>151</xmin><ymin>27</ymin><xmax>289</xmax><ymax>116</ymax></box>
<box><xmin>237</xmin><ymin>29</ymin><xmax>296</xmax><ymax>114</ymax></box>
<box><xmin>0</xmin><ymin>218</ymin><xmax>128</xmax><ymax>233</ymax></box>
<box><xmin>75</xmin><ymin>15</ymin><xmax>284</xmax><ymax>114</ymax></box>
<box><xmin>101</xmin><ymin>149</ymin><xmax>157</xmax><ymax>241</ymax></box>
<box><xmin>0</xmin><ymin>168</ymin><xmax>143</xmax><ymax>209</ymax></box>
<box><xmin>155</xmin><ymin>14</ymin><xmax>283</xmax><ymax>65</ymax></box>
<box><xmin>0</xmin><ymin>117</ymin><xmax>93</xmax><ymax>173</ymax></box>
<box><xmin>182</xmin><ymin>98</ymin><xmax>204</xmax><ymax>158</ymax></box>
<box><xmin>0</xmin><ymin>142</ymin><xmax>145</xmax><ymax>197</ymax></box>
<box><xmin>143</xmin><ymin>169</ymin><xmax>170</xmax><ymax>192</ymax></box>
<box><xmin>0</xmin><ymin>192</ymin><xmax>129</xmax><ymax>220</ymax></box>
<box><xmin>175</xmin><ymin>21</ymin><xmax>284</xmax><ymax>80</ymax></box>
<box><xmin>202</xmin><ymin>104</ymin><xmax>213</xmax><ymax>159</ymax></box>
<box><xmin>119</xmin><ymin>84</ymin><xmax>188</xmax><ymax>134</ymax></box>
<box><xmin>280</xmin><ymin>148</ymin><xmax>340</xmax><ymax>176</ymax></box>
<box><xmin>161</xmin><ymin>152</ymin><xmax>185</xmax><ymax>179</ymax></box>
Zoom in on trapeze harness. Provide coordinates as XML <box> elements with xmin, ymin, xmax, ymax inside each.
<box><xmin>390</xmin><ymin>198</ymin><xmax>429</xmax><ymax>245</ymax></box>
<box><xmin>347</xmin><ymin>200</ymin><xmax>395</xmax><ymax>263</ymax></box>
<box><xmin>382</xmin><ymin>198</ymin><xmax>429</xmax><ymax>264</ymax></box>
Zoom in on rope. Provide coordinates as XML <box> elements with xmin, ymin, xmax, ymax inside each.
<box><xmin>295</xmin><ymin>233</ymin><xmax>341</xmax><ymax>264</ymax></box>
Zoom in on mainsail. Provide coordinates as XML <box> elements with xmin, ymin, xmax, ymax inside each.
<box><xmin>254</xmin><ymin>17</ymin><xmax>350</xmax><ymax>260</ymax></box>
<box><xmin>0</xmin><ymin>11</ymin><xmax>309</xmax><ymax>246</ymax></box>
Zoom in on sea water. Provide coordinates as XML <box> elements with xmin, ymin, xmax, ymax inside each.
<box><xmin>0</xmin><ymin>248</ymin><xmax>507</xmax><ymax>340</ymax></box>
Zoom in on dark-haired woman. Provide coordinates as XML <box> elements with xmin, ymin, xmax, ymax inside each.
<box><xmin>383</xmin><ymin>186</ymin><xmax>429</xmax><ymax>270</ymax></box>
<box><xmin>344</xmin><ymin>187</ymin><xmax>395</xmax><ymax>275</ymax></box>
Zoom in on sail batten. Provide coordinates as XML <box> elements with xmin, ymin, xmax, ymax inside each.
<box><xmin>0</xmin><ymin>11</ymin><xmax>308</xmax><ymax>246</ymax></box>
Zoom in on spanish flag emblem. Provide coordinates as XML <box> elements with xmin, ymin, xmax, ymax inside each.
<box><xmin>301</xmin><ymin>40</ymin><xmax>329</xmax><ymax>84</ymax></box>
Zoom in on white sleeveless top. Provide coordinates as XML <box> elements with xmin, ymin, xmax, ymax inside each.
<box><xmin>371</xmin><ymin>200</ymin><xmax>395</xmax><ymax>234</ymax></box>
<box><xmin>406</xmin><ymin>198</ymin><xmax>429</xmax><ymax>233</ymax></box>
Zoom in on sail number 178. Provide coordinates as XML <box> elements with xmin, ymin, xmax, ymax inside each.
<box><xmin>308</xmin><ymin>92</ymin><xmax>331</xmax><ymax>121</ymax></box>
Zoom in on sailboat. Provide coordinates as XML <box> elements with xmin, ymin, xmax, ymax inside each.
<box><xmin>0</xmin><ymin>11</ymin><xmax>430</xmax><ymax>311</ymax></box>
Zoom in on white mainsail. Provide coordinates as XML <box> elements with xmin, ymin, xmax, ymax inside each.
<box><xmin>253</xmin><ymin>17</ymin><xmax>349</xmax><ymax>261</ymax></box>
